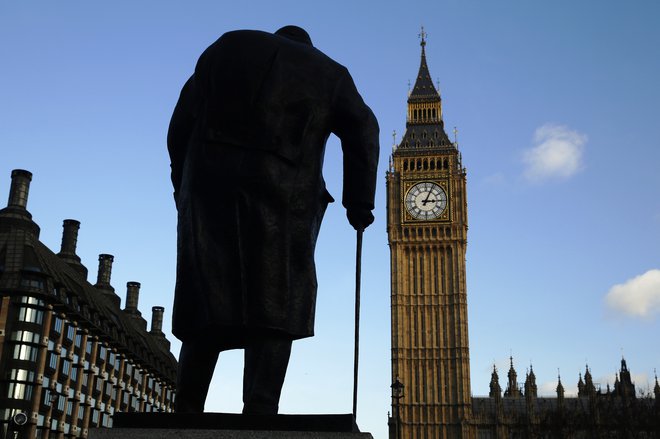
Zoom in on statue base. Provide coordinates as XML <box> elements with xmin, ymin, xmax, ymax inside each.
<box><xmin>88</xmin><ymin>413</ymin><xmax>373</xmax><ymax>439</ymax></box>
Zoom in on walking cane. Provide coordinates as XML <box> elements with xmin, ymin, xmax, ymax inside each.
<box><xmin>352</xmin><ymin>228</ymin><xmax>364</xmax><ymax>419</ymax></box>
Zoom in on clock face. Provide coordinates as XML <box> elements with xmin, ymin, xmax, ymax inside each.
<box><xmin>405</xmin><ymin>181</ymin><xmax>447</xmax><ymax>220</ymax></box>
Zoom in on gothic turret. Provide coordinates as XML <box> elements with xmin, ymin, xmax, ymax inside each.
<box><xmin>504</xmin><ymin>357</ymin><xmax>522</xmax><ymax>397</ymax></box>
<box><xmin>489</xmin><ymin>365</ymin><xmax>502</xmax><ymax>399</ymax></box>
<box><xmin>556</xmin><ymin>374</ymin><xmax>565</xmax><ymax>408</ymax></box>
<box><xmin>613</xmin><ymin>357</ymin><xmax>636</xmax><ymax>399</ymax></box>
<box><xmin>584</xmin><ymin>365</ymin><xmax>596</xmax><ymax>396</ymax></box>
<box><xmin>577</xmin><ymin>373</ymin><xmax>585</xmax><ymax>396</ymax></box>
<box><xmin>524</xmin><ymin>365</ymin><xmax>538</xmax><ymax>398</ymax></box>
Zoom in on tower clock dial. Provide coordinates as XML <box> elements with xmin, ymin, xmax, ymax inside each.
<box><xmin>405</xmin><ymin>181</ymin><xmax>447</xmax><ymax>220</ymax></box>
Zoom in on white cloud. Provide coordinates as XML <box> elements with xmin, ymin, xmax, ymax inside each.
<box><xmin>522</xmin><ymin>124</ymin><xmax>586</xmax><ymax>182</ymax></box>
<box><xmin>605</xmin><ymin>269</ymin><xmax>660</xmax><ymax>318</ymax></box>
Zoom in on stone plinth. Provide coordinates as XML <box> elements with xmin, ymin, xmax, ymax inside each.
<box><xmin>88</xmin><ymin>413</ymin><xmax>373</xmax><ymax>439</ymax></box>
<box><xmin>89</xmin><ymin>429</ymin><xmax>373</xmax><ymax>439</ymax></box>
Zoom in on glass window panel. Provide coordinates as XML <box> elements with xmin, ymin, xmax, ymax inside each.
<box><xmin>62</xmin><ymin>359</ymin><xmax>70</xmax><ymax>377</ymax></box>
<box><xmin>13</xmin><ymin>344</ymin><xmax>37</xmax><ymax>361</ymax></box>
<box><xmin>49</xmin><ymin>353</ymin><xmax>58</xmax><ymax>369</ymax></box>
<box><xmin>54</xmin><ymin>317</ymin><xmax>63</xmax><ymax>333</ymax></box>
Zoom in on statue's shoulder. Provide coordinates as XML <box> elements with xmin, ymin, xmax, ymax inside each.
<box><xmin>214</xmin><ymin>29</ymin><xmax>275</xmax><ymax>48</ymax></box>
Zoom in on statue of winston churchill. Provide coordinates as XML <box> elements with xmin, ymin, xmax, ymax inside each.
<box><xmin>167</xmin><ymin>25</ymin><xmax>379</xmax><ymax>414</ymax></box>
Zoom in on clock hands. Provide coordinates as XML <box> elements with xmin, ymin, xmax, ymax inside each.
<box><xmin>421</xmin><ymin>191</ymin><xmax>436</xmax><ymax>206</ymax></box>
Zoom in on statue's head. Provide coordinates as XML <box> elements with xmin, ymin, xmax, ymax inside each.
<box><xmin>275</xmin><ymin>25</ymin><xmax>313</xmax><ymax>47</ymax></box>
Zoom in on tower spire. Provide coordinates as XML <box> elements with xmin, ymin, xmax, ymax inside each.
<box><xmin>419</xmin><ymin>25</ymin><xmax>427</xmax><ymax>50</ymax></box>
<box><xmin>396</xmin><ymin>30</ymin><xmax>453</xmax><ymax>150</ymax></box>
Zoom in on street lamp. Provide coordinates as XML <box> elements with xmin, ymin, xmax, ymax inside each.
<box><xmin>391</xmin><ymin>377</ymin><xmax>404</xmax><ymax>439</ymax></box>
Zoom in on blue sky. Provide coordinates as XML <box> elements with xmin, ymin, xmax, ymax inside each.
<box><xmin>2</xmin><ymin>1</ymin><xmax>659</xmax><ymax>438</ymax></box>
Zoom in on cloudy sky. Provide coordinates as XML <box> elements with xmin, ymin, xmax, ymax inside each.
<box><xmin>2</xmin><ymin>1</ymin><xmax>659</xmax><ymax>438</ymax></box>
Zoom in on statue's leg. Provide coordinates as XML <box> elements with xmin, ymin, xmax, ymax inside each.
<box><xmin>242</xmin><ymin>334</ymin><xmax>293</xmax><ymax>415</ymax></box>
<box><xmin>175</xmin><ymin>339</ymin><xmax>221</xmax><ymax>413</ymax></box>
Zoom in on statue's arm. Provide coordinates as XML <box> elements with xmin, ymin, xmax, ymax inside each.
<box><xmin>331</xmin><ymin>68</ymin><xmax>380</xmax><ymax>228</ymax></box>
<box><xmin>167</xmin><ymin>76</ymin><xmax>198</xmax><ymax>202</ymax></box>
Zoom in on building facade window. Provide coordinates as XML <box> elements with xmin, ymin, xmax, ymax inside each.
<box><xmin>18</xmin><ymin>306</ymin><xmax>44</xmax><ymax>324</ymax></box>
<box><xmin>12</xmin><ymin>343</ymin><xmax>38</xmax><ymax>362</ymax></box>
<box><xmin>10</xmin><ymin>329</ymin><xmax>40</xmax><ymax>344</ymax></box>
<box><xmin>53</xmin><ymin>317</ymin><xmax>63</xmax><ymax>333</ymax></box>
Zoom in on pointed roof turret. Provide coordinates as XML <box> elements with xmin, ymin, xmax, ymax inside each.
<box><xmin>614</xmin><ymin>356</ymin><xmax>636</xmax><ymax>399</ymax></box>
<box><xmin>489</xmin><ymin>365</ymin><xmax>502</xmax><ymax>399</ymax></box>
<box><xmin>556</xmin><ymin>373</ymin><xmax>565</xmax><ymax>401</ymax></box>
<box><xmin>504</xmin><ymin>356</ymin><xmax>522</xmax><ymax>397</ymax></box>
<box><xmin>525</xmin><ymin>364</ymin><xmax>538</xmax><ymax>398</ymax></box>
<box><xmin>584</xmin><ymin>365</ymin><xmax>596</xmax><ymax>395</ymax></box>
<box><xmin>654</xmin><ymin>371</ymin><xmax>660</xmax><ymax>399</ymax></box>
<box><xmin>577</xmin><ymin>372</ymin><xmax>586</xmax><ymax>396</ymax></box>
<box><xmin>396</xmin><ymin>28</ymin><xmax>453</xmax><ymax>151</ymax></box>
<box><xmin>409</xmin><ymin>27</ymin><xmax>439</xmax><ymax>99</ymax></box>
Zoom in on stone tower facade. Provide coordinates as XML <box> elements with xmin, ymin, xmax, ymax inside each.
<box><xmin>387</xmin><ymin>32</ymin><xmax>472</xmax><ymax>439</ymax></box>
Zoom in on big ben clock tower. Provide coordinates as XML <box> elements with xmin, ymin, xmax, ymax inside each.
<box><xmin>387</xmin><ymin>31</ymin><xmax>473</xmax><ymax>439</ymax></box>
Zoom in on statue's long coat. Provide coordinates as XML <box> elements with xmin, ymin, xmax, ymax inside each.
<box><xmin>168</xmin><ymin>30</ymin><xmax>379</xmax><ymax>343</ymax></box>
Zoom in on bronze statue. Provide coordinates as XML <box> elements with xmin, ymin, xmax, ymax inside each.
<box><xmin>168</xmin><ymin>26</ymin><xmax>379</xmax><ymax>414</ymax></box>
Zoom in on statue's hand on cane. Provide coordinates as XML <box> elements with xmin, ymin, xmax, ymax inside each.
<box><xmin>347</xmin><ymin>206</ymin><xmax>374</xmax><ymax>231</ymax></box>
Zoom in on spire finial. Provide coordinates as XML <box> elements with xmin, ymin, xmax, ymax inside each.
<box><xmin>392</xmin><ymin>130</ymin><xmax>397</xmax><ymax>146</ymax></box>
<box><xmin>419</xmin><ymin>26</ymin><xmax>427</xmax><ymax>48</ymax></box>
<box><xmin>453</xmin><ymin>126</ymin><xmax>458</xmax><ymax>145</ymax></box>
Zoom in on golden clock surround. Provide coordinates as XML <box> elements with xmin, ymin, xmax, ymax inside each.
<box><xmin>401</xmin><ymin>179</ymin><xmax>451</xmax><ymax>223</ymax></box>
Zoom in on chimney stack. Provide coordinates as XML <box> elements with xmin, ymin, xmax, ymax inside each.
<box><xmin>1</xmin><ymin>170</ymin><xmax>40</xmax><ymax>237</ymax></box>
<box><xmin>150</xmin><ymin>306</ymin><xmax>164</xmax><ymax>336</ymax></box>
<box><xmin>7</xmin><ymin>169</ymin><xmax>32</xmax><ymax>209</ymax></box>
<box><xmin>57</xmin><ymin>219</ymin><xmax>88</xmax><ymax>279</ymax></box>
<box><xmin>94</xmin><ymin>254</ymin><xmax>121</xmax><ymax>308</ymax></box>
<box><xmin>59</xmin><ymin>219</ymin><xmax>80</xmax><ymax>256</ymax></box>
<box><xmin>95</xmin><ymin>254</ymin><xmax>114</xmax><ymax>290</ymax></box>
<box><xmin>125</xmin><ymin>282</ymin><xmax>142</xmax><ymax>315</ymax></box>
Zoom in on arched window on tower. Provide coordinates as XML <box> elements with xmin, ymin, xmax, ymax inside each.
<box><xmin>403</xmin><ymin>160</ymin><xmax>408</xmax><ymax>171</ymax></box>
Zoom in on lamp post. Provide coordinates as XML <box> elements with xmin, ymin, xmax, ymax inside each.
<box><xmin>391</xmin><ymin>377</ymin><xmax>404</xmax><ymax>439</ymax></box>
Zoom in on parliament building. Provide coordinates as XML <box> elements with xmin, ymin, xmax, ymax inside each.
<box><xmin>387</xmin><ymin>34</ymin><xmax>659</xmax><ymax>438</ymax></box>
<box><xmin>0</xmin><ymin>170</ymin><xmax>177</xmax><ymax>439</ymax></box>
